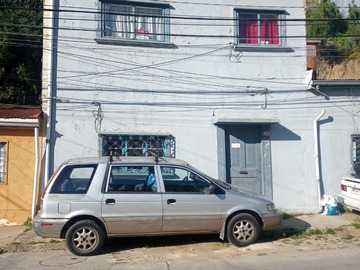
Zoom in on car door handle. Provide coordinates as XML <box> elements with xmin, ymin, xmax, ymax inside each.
<box><xmin>105</xmin><ymin>198</ymin><xmax>115</xmax><ymax>205</ymax></box>
<box><xmin>167</xmin><ymin>199</ymin><xmax>176</xmax><ymax>205</ymax></box>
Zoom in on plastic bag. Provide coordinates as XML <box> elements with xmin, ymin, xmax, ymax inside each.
<box><xmin>320</xmin><ymin>194</ymin><xmax>340</xmax><ymax>216</ymax></box>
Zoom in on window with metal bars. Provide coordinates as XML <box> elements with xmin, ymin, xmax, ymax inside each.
<box><xmin>100</xmin><ymin>1</ymin><xmax>170</xmax><ymax>43</ymax></box>
<box><xmin>100</xmin><ymin>134</ymin><xmax>175</xmax><ymax>158</ymax></box>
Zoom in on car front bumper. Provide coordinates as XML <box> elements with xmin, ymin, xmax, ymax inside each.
<box><xmin>32</xmin><ymin>215</ymin><xmax>69</xmax><ymax>238</ymax></box>
<box><xmin>262</xmin><ymin>211</ymin><xmax>283</xmax><ymax>231</ymax></box>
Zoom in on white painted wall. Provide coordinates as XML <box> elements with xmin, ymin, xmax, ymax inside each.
<box><xmin>42</xmin><ymin>0</ymin><xmax>360</xmax><ymax>213</ymax></box>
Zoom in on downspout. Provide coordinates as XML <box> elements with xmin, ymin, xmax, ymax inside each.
<box><xmin>314</xmin><ymin>110</ymin><xmax>325</xmax><ymax>212</ymax></box>
<box><xmin>44</xmin><ymin>0</ymin><xmax>55</xmax><ymax>184</ymax></box>
<box><xmin>32</xmin><ymin>125</ymin><xmax>40</xmax><ymax>218</ymax></box>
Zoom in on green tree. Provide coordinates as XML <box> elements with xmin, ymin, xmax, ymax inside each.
<box><xmin>307</xmin><ymin>0</ymin><xmax>347</xmax><ymax>38</ymax></box>
<box><xmin>0</xmin><ymin>0</ymin><xmax>42</xmax><ymax>105</ymax></box>
<box><xmin>306</xmin><ymin>0</ymin><xmax>360</xmax><ymax>62</ymax></box>
<box><xmin>347</xmin><ymin>0</ymin><xmax>360</xmax><ymax>56</ymax></box>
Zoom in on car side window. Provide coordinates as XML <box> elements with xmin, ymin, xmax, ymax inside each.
<box><xmin>49</xmin><ymin>165</ymin><xmax>97</xmax><ymax>194</ymax></box>
<box><xmin>107</xmin><ymin>165</ymin><xmax>157</xmax><ymax>192</ymax></box>
<box><xmin>160</xmin><ymin>166</ymin><xmax>212</xmax><ymax>194</ymax></box>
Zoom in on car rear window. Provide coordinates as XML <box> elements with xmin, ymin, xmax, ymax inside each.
<box><xmin>49</xmin><ymin>164</ymin><xmax>98</xmax><ymax>194</ymax></box>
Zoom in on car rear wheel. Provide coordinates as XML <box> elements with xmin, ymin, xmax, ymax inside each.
<box><xmin>226</xmin><ymin>213</ymin><xmax>260</xmax><ymax>247</ymax></box>
<box><xmin>65</xmin><ymin>220</ymin><xmax>105</xmax><ymax>256</ymax></box>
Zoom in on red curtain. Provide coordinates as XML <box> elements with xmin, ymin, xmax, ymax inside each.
<box><xmin>239</xmin><ymin>13</ymin><xmax>279</xmax><ymax>45</ymax></box>
<box><xmin>239</xmin><ymin>14</ymin><xmax>258</xmax><ymax>44</ymax></box>
<box><xmin>260</xmin><ymin>14</ymin><xmax>279</xmax><ymax>45</ymax></box>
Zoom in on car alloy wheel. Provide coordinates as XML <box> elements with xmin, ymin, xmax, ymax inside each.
<box><xmin>65</xmin><ymin>220</ymin><xmax>105</xmax><ymax>256</ymax></box>
<box><xmin>226</xmin><ymin>213</ymin><xmax>260</xmax><ymax>247</ymax></box>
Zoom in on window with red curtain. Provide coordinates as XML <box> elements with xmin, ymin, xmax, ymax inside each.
<box><xmin>260</xmin><ymin>14</ymin><xmax>279</xmax><ymax>45</ymax></box>
<box><xmin>237</xmin><ymin>11</ymin><xmax>281</xmax><ymax>46</ymax></box>
<box><xmin>238</xmin><ymin>13</ymin><xmax>258</xmax><ymax>44</ymax></box>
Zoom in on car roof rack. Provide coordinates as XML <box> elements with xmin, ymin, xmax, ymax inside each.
<box><xmin>108</xmin><ymin>150</ymin><xmax>161</xmax><ymax>163</ymax></box>
<box><xmin>148</xmin><ymin>151</ymin><xmax>159</xmax><ymax>163</ymax></box>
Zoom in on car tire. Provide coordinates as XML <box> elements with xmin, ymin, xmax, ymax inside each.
<box><xmin>226</xmin><ymin>213</ymin><xmax>260</xmax><ymax>247</ymax></box>
<box><xmin>65</xmin><ymin>220</ymin><xmax>105</xmax><ymax>256</ymax></box>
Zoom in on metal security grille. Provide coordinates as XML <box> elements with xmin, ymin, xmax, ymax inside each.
<box><xmin>100</xmin><ymin>134</ymin><xmax>175</xmax><ymax>158</ymax></box>
<box><xmin>351</xmin><ymin>135</ymin><xmax>360</xmax><ymax>177</ymax></box>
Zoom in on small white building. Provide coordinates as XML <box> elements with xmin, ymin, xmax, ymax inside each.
<box><xmin>42</xmin><ymin>0</ymin><xmax>360</xmax><ymax>213</ymax></box>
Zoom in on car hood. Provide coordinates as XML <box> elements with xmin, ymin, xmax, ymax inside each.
<box><xmin>226</xmin><ymin>185</ymin><xmax>275</xmax><ymax>205</ymax></box>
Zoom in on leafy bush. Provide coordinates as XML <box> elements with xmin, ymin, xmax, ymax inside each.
<box><xmin>306</xmin><ymin>0</ymin><xmax>360</xmax><ymax>62</ymax></box>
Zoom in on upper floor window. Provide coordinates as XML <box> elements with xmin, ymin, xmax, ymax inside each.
<box><xmin>101</xmin><ymin>1</ymin><xmax>170</xmax><ymax>43</ymax></box>
<box><xmin>235</xmin><ymin>9</ymin><xmax>286</xmax><ymax>48</ymax></box>
<box><xmin>0</xmin><ymin>142</ymin><xmax>7</xmax><ymax>184</ymax></box>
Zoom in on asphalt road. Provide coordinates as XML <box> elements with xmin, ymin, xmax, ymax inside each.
<box><xmin>0</xmin><ymin>248</ymin><xmax>358</xmax><ymax>270</ymax></box>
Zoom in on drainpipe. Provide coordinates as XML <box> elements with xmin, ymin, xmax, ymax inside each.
<box><xmin>314</xmin><ymin>110</ymin><xmax>325</xmax><ymax>212</ymax></box>
<box><xmin>44</xmin><ymin>0</ymin><xmax>55</xmax><ymax>184</ymax></box>
<box><xmin>32</xmin><ymin>125</ymin><xmax>40</xmax><ymax>218</ymax></box>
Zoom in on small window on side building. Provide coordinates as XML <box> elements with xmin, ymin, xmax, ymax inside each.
<box><xmin>0</xmin><ymin>142</ymin><xmax>8</xmax><ymax>184</ymax></box>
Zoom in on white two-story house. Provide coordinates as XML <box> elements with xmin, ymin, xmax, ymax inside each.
<box><xmin>41</xmin><ymin>0</ymin><xmax>360</xmax><ymax>213</ymax></box>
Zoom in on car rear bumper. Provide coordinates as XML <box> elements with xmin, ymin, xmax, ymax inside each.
<box><xmin>339</xmin><ymin>194</ymin><xmax>360</xmax><ymax>212</ymax></box>
<box><xmin>32</xmin><ymin>215</ymin><xmax>69</xmax><ymax>238</ymax></box>
<box><xmin>262</xmin><ymin>211</ymin><xmax>283</xmax><ymax>231</ymax></box>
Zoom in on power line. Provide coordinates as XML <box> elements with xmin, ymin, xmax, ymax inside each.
<box><xmin>2</xmin><ymin>5</ymin><xmax>360</xmax><ymax>22</ymax></box>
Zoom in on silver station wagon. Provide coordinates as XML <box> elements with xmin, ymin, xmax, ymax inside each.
<box><xmin>33</xmin><ymin>156</ymin><xmax>282</xmax><ymax>256</ymax></box>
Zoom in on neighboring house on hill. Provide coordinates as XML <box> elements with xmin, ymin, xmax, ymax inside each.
<box><xmin>41</xmin><ymin>0</ymin><xmax>360</xmax><ymax>213</ymax></box>
<box><xmin>0</xmin><ymin>104</ymin><xmax>42</xmax><ymax>224</ymax></box>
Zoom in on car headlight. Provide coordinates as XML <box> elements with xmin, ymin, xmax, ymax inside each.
<box><xmin>267</xmin><ymin>203</ymin><xmax>276</xmax><ymax>212</ymax></box>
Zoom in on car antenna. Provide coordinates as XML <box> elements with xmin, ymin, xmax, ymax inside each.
<box><xmin>109</xmin><ymin>150</ymin><xmax>113</xmax><ymax>163</ymax></box>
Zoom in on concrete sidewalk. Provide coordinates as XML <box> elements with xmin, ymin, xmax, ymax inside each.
<box><xmin>281</xmin><ymin>211</ymin><xmax>359</xmax><ymax>230</ymax></box>
<box><xmin>1</xmin><ymin>212</ymin><xmax>359</xmax><ymax>250</ymax></box>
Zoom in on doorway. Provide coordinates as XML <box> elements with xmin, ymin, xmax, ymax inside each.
<box><xmin>225</xmin><ymin>124</ymin><xmax>272</xmax><ymax>198</ymax></box>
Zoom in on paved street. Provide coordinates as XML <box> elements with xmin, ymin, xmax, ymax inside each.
<box><xmin>1</xmin><ymin>213</ymin><xmax>359</xmax><ymax>269</ymax></box>
<box><xmin>0</xmin><ymin>248</ymin><xmax>359</xmax><ymax>270</ymax></box>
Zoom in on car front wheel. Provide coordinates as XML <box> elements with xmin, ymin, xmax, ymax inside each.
<box><xmin>65</xmin><ymin>220</ymin><xmax>105</xmax><ymax>256</ymax></box>
<box><xmin>226</xmin><ymin>213</ymin><xmax>260</xmax><ymax>247</ymax></box>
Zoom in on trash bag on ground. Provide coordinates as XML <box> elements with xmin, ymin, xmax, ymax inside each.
<box><xmin>320</xmin><ymin>194</ymin><xmax>340</xmax><ymax>216</ymax></box>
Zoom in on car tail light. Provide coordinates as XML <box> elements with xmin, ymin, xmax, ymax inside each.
<box><xmin>341</xmin><ymin>184</ymin><xmax>347</xmax><ymax>192</ymax></box>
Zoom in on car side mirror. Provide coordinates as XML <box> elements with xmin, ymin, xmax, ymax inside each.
<box><xmin>209</xmin><ymin>184</ymin><xmax>216</xmax><ymax>194</ymax></box>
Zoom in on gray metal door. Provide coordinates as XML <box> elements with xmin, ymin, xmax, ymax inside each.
<box><xmin>226</xmin><ymin>125</ymin><xmax>263</xmax><ymax>196</ymax></box>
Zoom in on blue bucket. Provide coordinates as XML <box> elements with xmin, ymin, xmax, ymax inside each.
<box><xmin>326</xmin><ymin>205</ymin><xmax>339</xmax><ymax>216</ymax></box>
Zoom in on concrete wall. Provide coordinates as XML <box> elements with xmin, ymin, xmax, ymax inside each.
<box><xmin>0</xmin><ymin>127</ymin><xmax>39</xmax><ymax>224</ymax></box>
<box><xmin>42</xmin><ymin>0</ymin><xmax>360</xmax><ymax>212</ymax></box>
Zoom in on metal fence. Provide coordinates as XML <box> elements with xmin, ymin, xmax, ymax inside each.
<box><xmin>100</xmin><ymin>134</ymin><xmax>175</xmax><ymax>158</ymax></box>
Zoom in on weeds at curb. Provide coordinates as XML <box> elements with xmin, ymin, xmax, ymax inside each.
<box><xmin>343</xmin><ymin>233</ymin><xmax>354</xmax><ymax>240</ymax></box>
<box><xmin>351</xmin><ymin>219</ymin><xmax>360</xmax><ymax>229</ymax></box>
<box><xmin>282</xmin><ymin>227</ymin><xmax>338</xmax><ymax>240</ymax></box>
<box><xmin>49</xmin><ymin>239</ymin><xmax>61</xmax><ymax>244</ymax></box>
